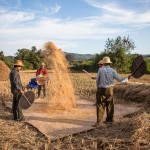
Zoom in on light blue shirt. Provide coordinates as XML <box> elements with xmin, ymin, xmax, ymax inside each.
<box><xmin>96</xmin><ymin>66</ymin><xmax>126</xmax><ymax>88</ymax></box>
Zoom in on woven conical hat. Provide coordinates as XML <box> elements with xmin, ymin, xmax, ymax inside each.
<box><xmin>37</xmin><ymin>76</ymin><xmax>46</xmax><ymax>85</ymax></box>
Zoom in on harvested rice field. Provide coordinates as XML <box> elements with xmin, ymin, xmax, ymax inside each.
<box><xmin>0</xmin><ymin>71</ymin><xmax>150</xmax><ymax>149</ymax></box>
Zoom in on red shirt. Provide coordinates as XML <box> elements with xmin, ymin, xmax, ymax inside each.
<box><xmin>36</xmin><ymin>68</ymin><xmax>48</xmax><ymax>77</ymax></box>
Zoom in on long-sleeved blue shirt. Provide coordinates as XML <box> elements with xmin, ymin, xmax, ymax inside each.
<box><xmin>9</xmin><ymin>68</ymin><xmax>23</xmax><ymax>93</ymax></box>
<box><xmin>96</xmin><ymin>66</ymin><xmax>126</xmax><ymax>88</ymax></box>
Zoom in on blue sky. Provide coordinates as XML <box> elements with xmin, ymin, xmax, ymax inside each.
<box><xmin>0</xmin><ymin>0</ymin><xmax>150</xmax><ymax>56</ymax></box>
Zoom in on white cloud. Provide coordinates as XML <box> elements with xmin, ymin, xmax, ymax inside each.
<box><xmin>83</xmin><ymin>0</ymin><xmax>150</xmax><ymax>27</ymax></box>
<box><xmin>50</xmin><ymin>3</ymin><xmax>61</xmax><ymax>14</ymax></box>
<box><xmin>34</xmin><ymin>2</ymin><xmax>61</xmax><ymax>15</ymax></box>
<box><xmin>0</xmin><ymin>0</ymin><xmax>150</xmax><ymax>55</ymax></box>
<box><xmin>0</xmin><ymin>0</ymin><xmax>22</xmax><ymax>8</ymax></box>
<box><xmin>0</xmin><ymin>9</ymin><xmax>35</xmax><ymax>26</ymax></box>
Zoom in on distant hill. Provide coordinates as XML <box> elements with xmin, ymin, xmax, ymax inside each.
<box><xmin>64</xmin><ymin>52</ymin><xmax>94</xmax><ymax>61</ymax></box>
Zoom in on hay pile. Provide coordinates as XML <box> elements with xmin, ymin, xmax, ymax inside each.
<box><xmin>0</xmin><ymin>60</ymin><xmax>10</xmax><ymax>81</ymax></box>
<box><xmin>114</xmin><ymin>82</ymin><xmax>150</xmax><ymax>107</ymax></box>
<box><xmin>44</xmin><ymin>41</ymin><xmax>76</xmax><ymax>110</ymax></box>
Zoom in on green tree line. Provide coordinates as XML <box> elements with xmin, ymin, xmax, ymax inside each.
<box><xmin>69</xmin><ymin>36</ymin><xmax>150</xmax><ymax>74</ymax></box>
<box><xmin>0</xmin><ymin>36</ymin><xmax>150</xmax><ymax>73</ymax></box>
<box><xmin>0</xmin><ymin>46</ymin><xmax>45</xmax><ymax>69</ymax></box>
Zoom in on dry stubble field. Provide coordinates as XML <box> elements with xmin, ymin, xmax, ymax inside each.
<box><xmin>0</xmin><ymin>71</ymin><xmax>150</xmax><ymax>149</ymax></box>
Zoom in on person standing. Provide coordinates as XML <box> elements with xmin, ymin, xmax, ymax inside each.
<box><xmin>93</xmin><ymin>56</ymin><xmax>129</xmax><ymax>127</ymax></box>
<box><xmin>36</xmin><ymin>62</ymin><xmax>48</xmax><ymax>98</ymax></box>
<box><xmin>9</xmin><ymin>60</ymin><xmax>25</xmax><ymax>121</ymax></box>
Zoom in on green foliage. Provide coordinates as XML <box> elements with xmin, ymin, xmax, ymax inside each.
<box><xmin>102</xmin><ymin>36</ymin><xmax>135</xmax><ymax>72</ymax></box>
<box><xmin>71</xmin><ymin>60</ymin><xmax>93</xmax><ymax>71</ymax></box>
<box><xmin>145</xmin><ymin>57</ymin><xmax>150</xmax><ymax>74</ymax></box>
<box><xmin>15</xmin><ymin>47</ymin><xmax>42</xmax><ymax>70</ymax></box>
<box><xmin>0</xmin><ymin>51</ymin><xmax>5</xmax><ymax>61</ymax></box>
<box><xmin>5</xmin><ymin>56</ymin><xmax>14</xmax><ymax>68</ymax></box>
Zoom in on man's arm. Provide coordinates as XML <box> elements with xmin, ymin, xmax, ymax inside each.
<box><xmin>113</xmin><ymin>70</ymin><xmax>127</xmax><ymax>82</ymax></box>
<box><xmin>13</xmin><ymin>70</ymin><xmax>23</xmax><ymax>92</ymax></box>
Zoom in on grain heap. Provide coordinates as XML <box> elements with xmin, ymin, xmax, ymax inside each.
<box><xmin>0</xmin><ymin>60</ymin><xmax>10</xmax><ymax>81</ymax></box>
<box><xmin>114</xmin><ymin>82</ymin><xmax>150</xmax><ymax>107</ymax></box>
<box><xmin>44</xmin><ymin>41</ymin><xmax>76</xmax><ymax>110</ymax></box>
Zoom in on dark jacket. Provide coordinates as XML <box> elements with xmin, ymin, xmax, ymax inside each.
<box><xmin>9</xmin><ymin>68</ymin><xmax>23</xmax><ymax>93</ymax></box>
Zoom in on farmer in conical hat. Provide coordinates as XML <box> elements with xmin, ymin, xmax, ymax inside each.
<box><xmin>9</xmin><ymin>60</ymin><xmax>25</xmax><ymax>121</ymax></box>
<box><xmin>93</xmin><ymin>56</ymin><xmax>130</xmax><ymax>127</ymax></box>
<box><xmin>36</xmin><ymin>62</ymin><xmax>48</xmax><ymax>98</ymax></box>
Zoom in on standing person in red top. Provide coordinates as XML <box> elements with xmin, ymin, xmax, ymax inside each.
<box><xmin>36</xmin><ymin>62</ymin><xmax>48</xmax><ymax>98</ymax></box>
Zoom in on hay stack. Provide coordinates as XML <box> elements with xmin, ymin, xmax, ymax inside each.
<box><xmin>114</xmin><ymin>82</ymin><xmax>150</xmax><ymax>106</ymax></box>
<box><xmin>0</xmin><ymin>60</ymin><xmax>10</xmax><ymax>81</ymax></box>
<box><xmin>44</xmin><ymin>41</ymin><xmax>76</xmax><ymax>109</ymax></box>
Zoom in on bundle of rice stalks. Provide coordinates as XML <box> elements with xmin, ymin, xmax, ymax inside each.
<box><xmin>0</xmin><ymin>60</ymin><xmax>10</xmax><ymax>81</ymax></box>
<box><xmin>43</xmin><ymin>41</ymin><xmax>76</xmax><ymax>110</ymax></box>
<box><xmin>114</xmin><ymin>83</ymin><xmax>150</xmax><ymax>106</ymax></box>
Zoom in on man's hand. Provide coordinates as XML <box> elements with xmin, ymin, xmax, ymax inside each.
<box><xmin>128</xmin><ymin>75</ymin><xmax>132</xmax><ymax>80</ymax></box>
<box><xmin>20</xmin><ymin>90</ymin><xmax>24</xmax><ymax>94</ymax></box>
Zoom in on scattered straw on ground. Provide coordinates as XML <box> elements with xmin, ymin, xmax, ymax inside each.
<box><xmin>0</xmin><ymin>102</ymin><xmax>50</xmax><ymax>150</ymax></box>
<box><xmin>50</xmin><ymin>109</ymin><xmax>150</xmax><ymax>150</ymax></box>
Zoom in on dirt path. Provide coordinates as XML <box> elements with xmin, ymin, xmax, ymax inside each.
<box><xmin>6</xmin><ymin>95</ymin><xmax>139</xmax><ymax>140</ymax></box>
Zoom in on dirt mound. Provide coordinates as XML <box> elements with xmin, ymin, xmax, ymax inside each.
<box><xmin>114</xmin><ymin>82</ymin><xmax>150</xmax><ymax>106</ymax></box>
<box><xmin>44</xmin><ymin>41</ymin><xmax>76</xmax><ymax>110</ymax></box>
<box><xmin>0</xmin><ymin>60</ymin><xmax>10</xmax><ymax>81</ymax></box>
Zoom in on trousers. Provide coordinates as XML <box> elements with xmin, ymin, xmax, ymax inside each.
<box><xmin>12</xmin><ymin>91</ymin><xmax>24</xmax><ymax>120</ymax></box>
<box><xmin>96</xmin><ymin>87</ymin><xmax>114</xmax><ymax>123</ymax></box>
<box><xmin>38</xmin><ymin>83</ymin><xmax>47</xmax><ymax>97</ymax></box>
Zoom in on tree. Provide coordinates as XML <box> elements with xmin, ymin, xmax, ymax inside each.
<box><xmin>15</xmin><ymin>47</ymin><xmax>41</xmax><ymax>69</ymax></box>
<box><xmin>0</xmin><ymin>51</ymin><xmax>5</xmax><ymax>61</ymax></box>
<box><xmin>103</xmin><ymin>36</ymin><xmax>135</xmax><ymax>72</ymax></box>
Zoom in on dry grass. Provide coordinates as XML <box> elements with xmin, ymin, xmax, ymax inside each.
<box><xmin>0</xmin><ymin>60</ymin><xmax>10</xmax><ymax>81</ymax></box>
<box><xmin>50</xmin><ymin>109</ymin><xmax>150</xmax><ymax>150</ymax></box>
<box><xmin>0</xmin><ymin>70</ymin><xmax>150</xmax><ymax>149</ymax></box>
<box><xmin>44</xmin><ymin>41</ymin><xmax>76</xmax><ymax>109</ymax></box>
<box><xmin>0</xmin><ymin>102</ymin><xmax>49</xmax><ymax>150</ymax></box>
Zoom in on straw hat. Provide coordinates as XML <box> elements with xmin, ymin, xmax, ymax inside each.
<box><xmin>14</xmin><ymin>60</ymin><xmax>24</xmax><ymax>66</ymax></box>
<box><xmin>97</xmin><ymin>60</ymin><xmax>103</xmax><ymax>65</ymax></box>
<box><xmin>102</xmin><ymin>56</ymin><xmax>112</xmax><ymax>64</ymax></box>
<box><xmin>41</xmin><ymin>62</ymin><xmax>45</xmax><ymax>66</ymax></box>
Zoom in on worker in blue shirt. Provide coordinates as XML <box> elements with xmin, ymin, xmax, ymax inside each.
<box><xmin>93</xmin><ymin>56</ymin><xmax>130</xmax><ymax>127</ymax></box>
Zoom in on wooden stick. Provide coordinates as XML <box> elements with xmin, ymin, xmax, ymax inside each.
<box><xmin>82</xmin><ymin>69</ymin><xmax>93</xmax><ymax>78</ymax></box>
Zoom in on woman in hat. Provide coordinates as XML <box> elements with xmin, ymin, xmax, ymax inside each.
<box><xmin>9</xmin><ymin>60</ymin><xmax>25</xmax><ymax>121</ymax></box>
<box><xmin>36</xmin><ymin>62</ymin><xmax>48</xmax><ymax>98</ymax></box>
<box><xmin>93</xmin><ymin>56</ymin><xmax>130</xmax><ymax>127</ymax></box>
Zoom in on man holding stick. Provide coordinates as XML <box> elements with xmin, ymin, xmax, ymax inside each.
<box><xmin>93</xmin><ymin>56</ymin><xmax>130</xmax><ymax>127</ymax></box>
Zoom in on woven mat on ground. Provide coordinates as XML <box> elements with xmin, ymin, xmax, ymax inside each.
<box><xmin>6</xmin><ymin>96</ymin><xmax>139</xmax><ymax>140</ymax></box>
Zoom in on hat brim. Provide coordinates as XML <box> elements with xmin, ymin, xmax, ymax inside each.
<box><xmin>14</xmin><ymin>64</ymin><xmax>24</xmax><ymax>67</ymax></box>
<box><xmin>103</xmin><ymin>61</ymin><xmax>112</xmax><ymax>64</ymax></box>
